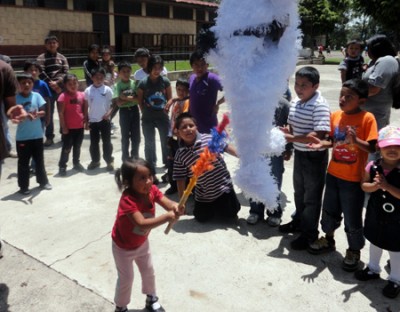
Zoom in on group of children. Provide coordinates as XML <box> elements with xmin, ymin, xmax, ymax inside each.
<box><xmin>9</xmin><ymin>42</ymin><xmax>400</xmax><ymax>311</ymax></box>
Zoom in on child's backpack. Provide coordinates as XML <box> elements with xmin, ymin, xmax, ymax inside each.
<box><xmin>391</xmin><ymin>58</ymin><xmax>400</xmax><ymax>109</ymax></box>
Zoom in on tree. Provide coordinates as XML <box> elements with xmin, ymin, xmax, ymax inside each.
<box><xmin>352</xmin><ymin>0</ymin><xmax>400</xmax><ymax>47</ymax></box>
<box><xmin>298</xmin><ymin>0</ymin><xmax>346</xmax><ymax>48</ymax></box>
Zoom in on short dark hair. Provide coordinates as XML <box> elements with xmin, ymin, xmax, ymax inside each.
<box><xmin>190</xmin><ymin>50</ymin><xmax>206</xmax><ymax>66</ymax></box>
<box><xmin>16</xmin><ymin>73</ymin><xmax>34</xmax><ymax>82</ymax></box>
<box><xmin>118</xmin><ymin>61</ymin><xmax>132</xmax><ymax>72</ymax></box>
<box><xmin>346</xmin><ymin>39</ymin><xmax>363</xmax><ymax>49</ymax></box>
<box><xmin>175</xmin><ymin>112</ymin><xmax>197</xmax><ymax>130</ymax></box>
<box><xmin>44</xmin><ymin>35</ymin><xmax>58</xmax><ymax>43</ymax></box>
<box><xmin>295</xmin><ymin>66</ymin><xmax>320</xmax><ymax>85</ymax></box>
<box><xmin>115</xmin><ymin>158</ymin><xmax>154</xmax><ymax>191</ymax></box>
<box><xmin>90</xmin><ymin>67</ymin><xmax>106</xmax><ymax>77</ymax></box>
<box><xmin>366</xmin><ymin>34</ymin><xmax>396</xmax><ymax>59</ymax></box>
<box><xmin>342</xmin><ymin>78</ymin><xmax>369</xmax><ymax>99</ymax></box>
<box><xmin>23</xmin><ymin>60</ymin><xmax>41</xmax><ymax>72</ymax></box>
<box><xmin>147</xmin><ymin>55</ymin><xmax>164</xmax><ymax>73</ymax></box>
<box><xmin>134</xmin><ymin>48</ymin><xmax>150</xmax><ymax>58</ymax></box>
<box><xmin>88</xmin><ymin>44</ymin><xmax>100</xmax><ymax>53</ymax></box>
<box><xmin>63</xmin><ymin>73</ymin><xmax>78</xmax><ymax>85</ymax></box>
<box><xmin>176</xmin><ymin>77</ymin><xmax>189</xmax><ymax>90</ymax></box>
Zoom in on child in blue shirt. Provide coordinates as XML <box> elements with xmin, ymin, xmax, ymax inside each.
<box><xmin>15</xmin><ymin>73</ymin><xmax>52</xmax><ymax>194</ymax></box>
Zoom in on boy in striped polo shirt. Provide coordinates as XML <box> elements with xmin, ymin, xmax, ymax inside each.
<box><xmin>173</xmin><ymin>112</ymin><xmax>240</xmax><ymax>222</ymax></box>
<box><xmin>279</xmin><ymin>66</ymin><xmax>331</xmax><ymax>250</ymax></box>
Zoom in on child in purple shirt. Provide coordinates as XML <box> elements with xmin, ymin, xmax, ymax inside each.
<box><xmin>188</xmin><ymin>50</ymin><xmax>225</xmax><ymax>134</ymax></box>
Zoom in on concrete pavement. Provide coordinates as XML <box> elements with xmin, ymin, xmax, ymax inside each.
<box><xmin>1</xmin><ymin>64</ymin><xmax>400</xmax><ymax>312</ymax></box>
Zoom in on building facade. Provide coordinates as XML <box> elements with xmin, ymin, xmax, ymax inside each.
<box><xmin>0</xmin><ymin>0</ymin><xmax>218</xmax><ymax>57</ymax></box>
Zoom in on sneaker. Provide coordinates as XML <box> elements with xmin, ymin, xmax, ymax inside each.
<box><xmin>145</xmin><ymin>296</ymin><xmax>165</xmax><ymax>312</ymax></box>
<box><xmin>383</xmin><ymin>281</ymin><xmax>400</xmax><ymax>299</ymax></box>
<box><xmin>59</xmin><ymin>167</ymin><xmax>66</xmax><ymax>176</ymax></box>
<box><xmin>165</xmin><ymin>186</ymin><xmax>177</xmax><ymax>195</ymax></box>
<box><xmin>40</xmin><ymin>183</ymin><xmax>52</xmax><ymax>190</ymax></box>
<box><xmin>44</xmin><ymin>138</ymin><xmax>53</xmax><ymax>147</ymax></box>
<box><xmin>106</xmin><ymin>161</ymin><xmax>114</xmax><ymax>171</ymax></box>
<box><xmin>266</xmin><ymin>216</ymin><xmax>282</xmax><ymax>227</ymax></box>
<box><xmin>290</xmin><ymin>235</ymin><xmax>310</xmax><ymax>250</ymax></box>
<box><xmin>342</xmin><ymin>249</ymin><xmax>361</xmax><ymax>272</ymax></box>
<box><xmin>114</xmin><ymin>307</ymin><xmax>128</xmax><ymax>312</ymax></box>
<box><xmin>279</xmin><ymin>220</ymin><xmax>301</xmax><ymax>233</ymax></box>
<box><xmin>354</xmin><ymin>266</ymin><xmax>380</xmax><ymax>281</ymax></box>
<box><xmin>246</xmin><ymin>213</ymin><xmax>260</xmax><ymax>225</ymax></box>
<box><xmin>0</xmin><ymin>240</ymin><xmax>4</xmax><ymax>258</ymax></box>
<box><xmin>87</xmin><ymin>161</ymin><xmax>100</xmax><ymax>170</ymax></box>
<box><xmin>307</xmin><ymin>236</ymin><xmax>336</xmax><ymax>255</ymax></box>
<box><xmin>19</xmin><ymin>188</ymin><xmax>31</xmax><ymax>195</ymax></box>
<box><xmin>73</xmin><ymin>163</ymin><xmax>85</xmax><ymax>172</ymax></box>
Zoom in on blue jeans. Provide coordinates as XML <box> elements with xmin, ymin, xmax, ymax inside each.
<box><xmin>321</xmin><ymin>173</ymin><xmax>365</xmax><ymax>250</ymax></box>
<box><xmin>292</xmin><ymin>150</ymin><xmax>328</xmax><ymax>242</ymax></box>
<box><xmin>141</xmin><ymin>110</ymin><xmax>169</xmax><ymax>171</ymax></box>
<box><xmin>119</xmin><ymin>106</ymin><xmax>140</xmax><ymax>162</ymax></box>
<box><xmin>249</xmin><ymin>155</ymin><xmax>284</xmax><ymax>218</ymax></box>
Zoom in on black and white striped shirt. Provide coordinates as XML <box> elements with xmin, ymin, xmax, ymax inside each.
<box><xmin>173</xmin><ymin>133</ymin><xmax>233</xmax><ymax>202</ymax></box>
<box><xmin>288</xmin><ymin>90</ymin><xmax>331</xmax><ymax>151</ymax></box>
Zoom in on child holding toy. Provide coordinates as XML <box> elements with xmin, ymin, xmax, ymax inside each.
<box><xmin>112</xmin><ymin>158</ymin><xmax>181</xmax><ymax>312</ymax></box>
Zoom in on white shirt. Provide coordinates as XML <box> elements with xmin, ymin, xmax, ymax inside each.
<box><xmin>84</xmin><ymin>84</ymin><xmax>113</xmax><ymax>122</ymax></box>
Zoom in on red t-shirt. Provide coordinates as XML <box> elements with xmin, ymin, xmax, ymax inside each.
<box><xmin>111</xmin><ymin>185</ymin><xmax>163</xmax><ymax>250</ymax></box>
<box><xmin>58</xmin><ymin>91</ymin><xmax>85</xmax><ymax>129</ymax></box>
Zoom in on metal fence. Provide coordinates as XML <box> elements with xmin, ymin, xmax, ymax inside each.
<box><xmin>9</xmin><ymin>51</ymin><xmax>192</xmax><ymax>71</ymax></box>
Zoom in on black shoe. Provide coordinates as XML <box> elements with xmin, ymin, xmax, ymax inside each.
<box><xmin>106</xmin><ymin>161</ymin><xmax>114</xmax><ymax>171</ymax></box>
<box><xmin>19</xmin><ymin>188</ymin><xmax>31</xmax><ymax>195</ymax></box>
<box><xmin>87</xmin><ymin>161</ymin><xmax>100</xmax><ymax>170</ymax></box>
<box><xmin>383</xmin><ymin>281</ymin><xmax>400</xmax><ymax>298</ymax></box>
<box><xmin>165</xmin><ymin>186</ymin><xmax>177</xmax><ymax>195</ymax></box>
<box><xmin>73</xmin><ymin>163</ymin><xmax>85</xmax><ymax>172</ymax></box>
<box><xmin>279</xmin><ymin>220</ymin><xmax>301</xmax><ymax>233</ymax></box>
<box><xmin>342</xmin><ymin>249</ymin><xmax>360</xmax><ymax>272</ymax></box>
<box><xmin>145</xmin><ymin>295</ymin><xmax>165</xmax><ymax>312</ymax></box>
<box><xmin>354</xmin><ymin>267</ymin><xmax>380</xmax><ymax>281</ymax></box>
<box><xmin>44</xmin><ymin>138</ymin><xmax>53</xmax><ymax>147</ymax></box>
<box><xmin>290</xmin><ymin>235</ymin><xmax>310</xmax><ymax>250</ymax></box>
<box><xmin>59</xmin><ymin>167</ymin><xmax>66</xmax><ymax>176</ymax></box>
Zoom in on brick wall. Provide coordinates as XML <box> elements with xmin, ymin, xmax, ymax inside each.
<box><xmin>0</xmin><ymin>7</ymin><xmax>92</xmax><ymax>47</ymax></box>
<box><xmin>130</xmin><ymin>17</ymin><xmax>196</xmax><ymax>34</ymax></box>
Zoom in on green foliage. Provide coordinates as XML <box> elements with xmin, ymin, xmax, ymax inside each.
<box><xmin>352</xmin><ymin>0</ymin><xmax>400</xmax><ymax>46</ymax></box>
<box><xmin>299</xmin><ymin>0</ymin><xmax>350</xmax><ymax>47</ymax></box>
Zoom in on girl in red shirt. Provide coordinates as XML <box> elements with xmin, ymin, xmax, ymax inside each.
<box><xmin>112</xmin><ymin>158</ymin><xmax>181</xmax><ymax>312</ymax></box>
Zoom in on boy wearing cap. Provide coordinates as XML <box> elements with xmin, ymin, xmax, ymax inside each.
<box><xmin>355</xmin><ymin>126</ymin><xmax>400</xmax><ymax>298</ymax></box>
<box><xmin>307</xmin><ymin>79</ymin><xmax>378</xmax><ymax>272</ymax></box>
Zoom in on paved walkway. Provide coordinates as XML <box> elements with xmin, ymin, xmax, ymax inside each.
<box><xmin>1</xmin><ymin>64</ymin><xmax>400</xmax><ymax>311</ymax></box>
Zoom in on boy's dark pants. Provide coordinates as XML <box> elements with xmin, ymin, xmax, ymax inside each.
<box><xmin>17</xmin><ymin>138</ymin><xmax>48</xmax><ymax>189</ymax></box>
<box><xmin>45</xmin><ymin>92</ymin><xmax>57</xmax><ymax>140</ymax></box>
<box><xmin>119</xmin><ymin>106</ymin><xmax>140</xmax><ymax>162</ymax></box>
<box><xmin>167</xmin><ymin>136</ymin><xmax>179</xmax><ymax>189</ymax></box>
<box><xmin>89</xmin><ymin>120</ymin><xmax>113</xmax><ymax>164</ymax></box>
<box><xmin>292</xmin><ymin>150</ymin><xmax>328</xmax><ymax>242</ymax></box>
<box><xmin>249</xmin><ymin>155</ymin><xmax>284</xmax><ymax>218</ymax></box>
<box><xmin>194</xmin><ymin>189</ymin><xmax>241</xmax><ymax>222</ymax></box>
<box><xmin>58</xmin><ymin>128</ymin><xmax>84</xmax><ymax>168</ymax></box>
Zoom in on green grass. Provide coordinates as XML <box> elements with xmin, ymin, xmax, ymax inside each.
<box><xmin>70</xmin><ymin>60</ymin><xmax>192</xmax><ymax>80</ymax></box>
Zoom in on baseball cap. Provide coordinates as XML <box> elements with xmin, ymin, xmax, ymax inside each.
<box><xmin>377</xmin><ymin>126</ymin><xmax>400</xmax><ymax>148</ymax></box>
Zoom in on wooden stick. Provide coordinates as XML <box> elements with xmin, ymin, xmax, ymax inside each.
<box><xmin>164</xmin><ymin>176</ymin><xmax>197</xmax><ymax>234</ymax></box>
